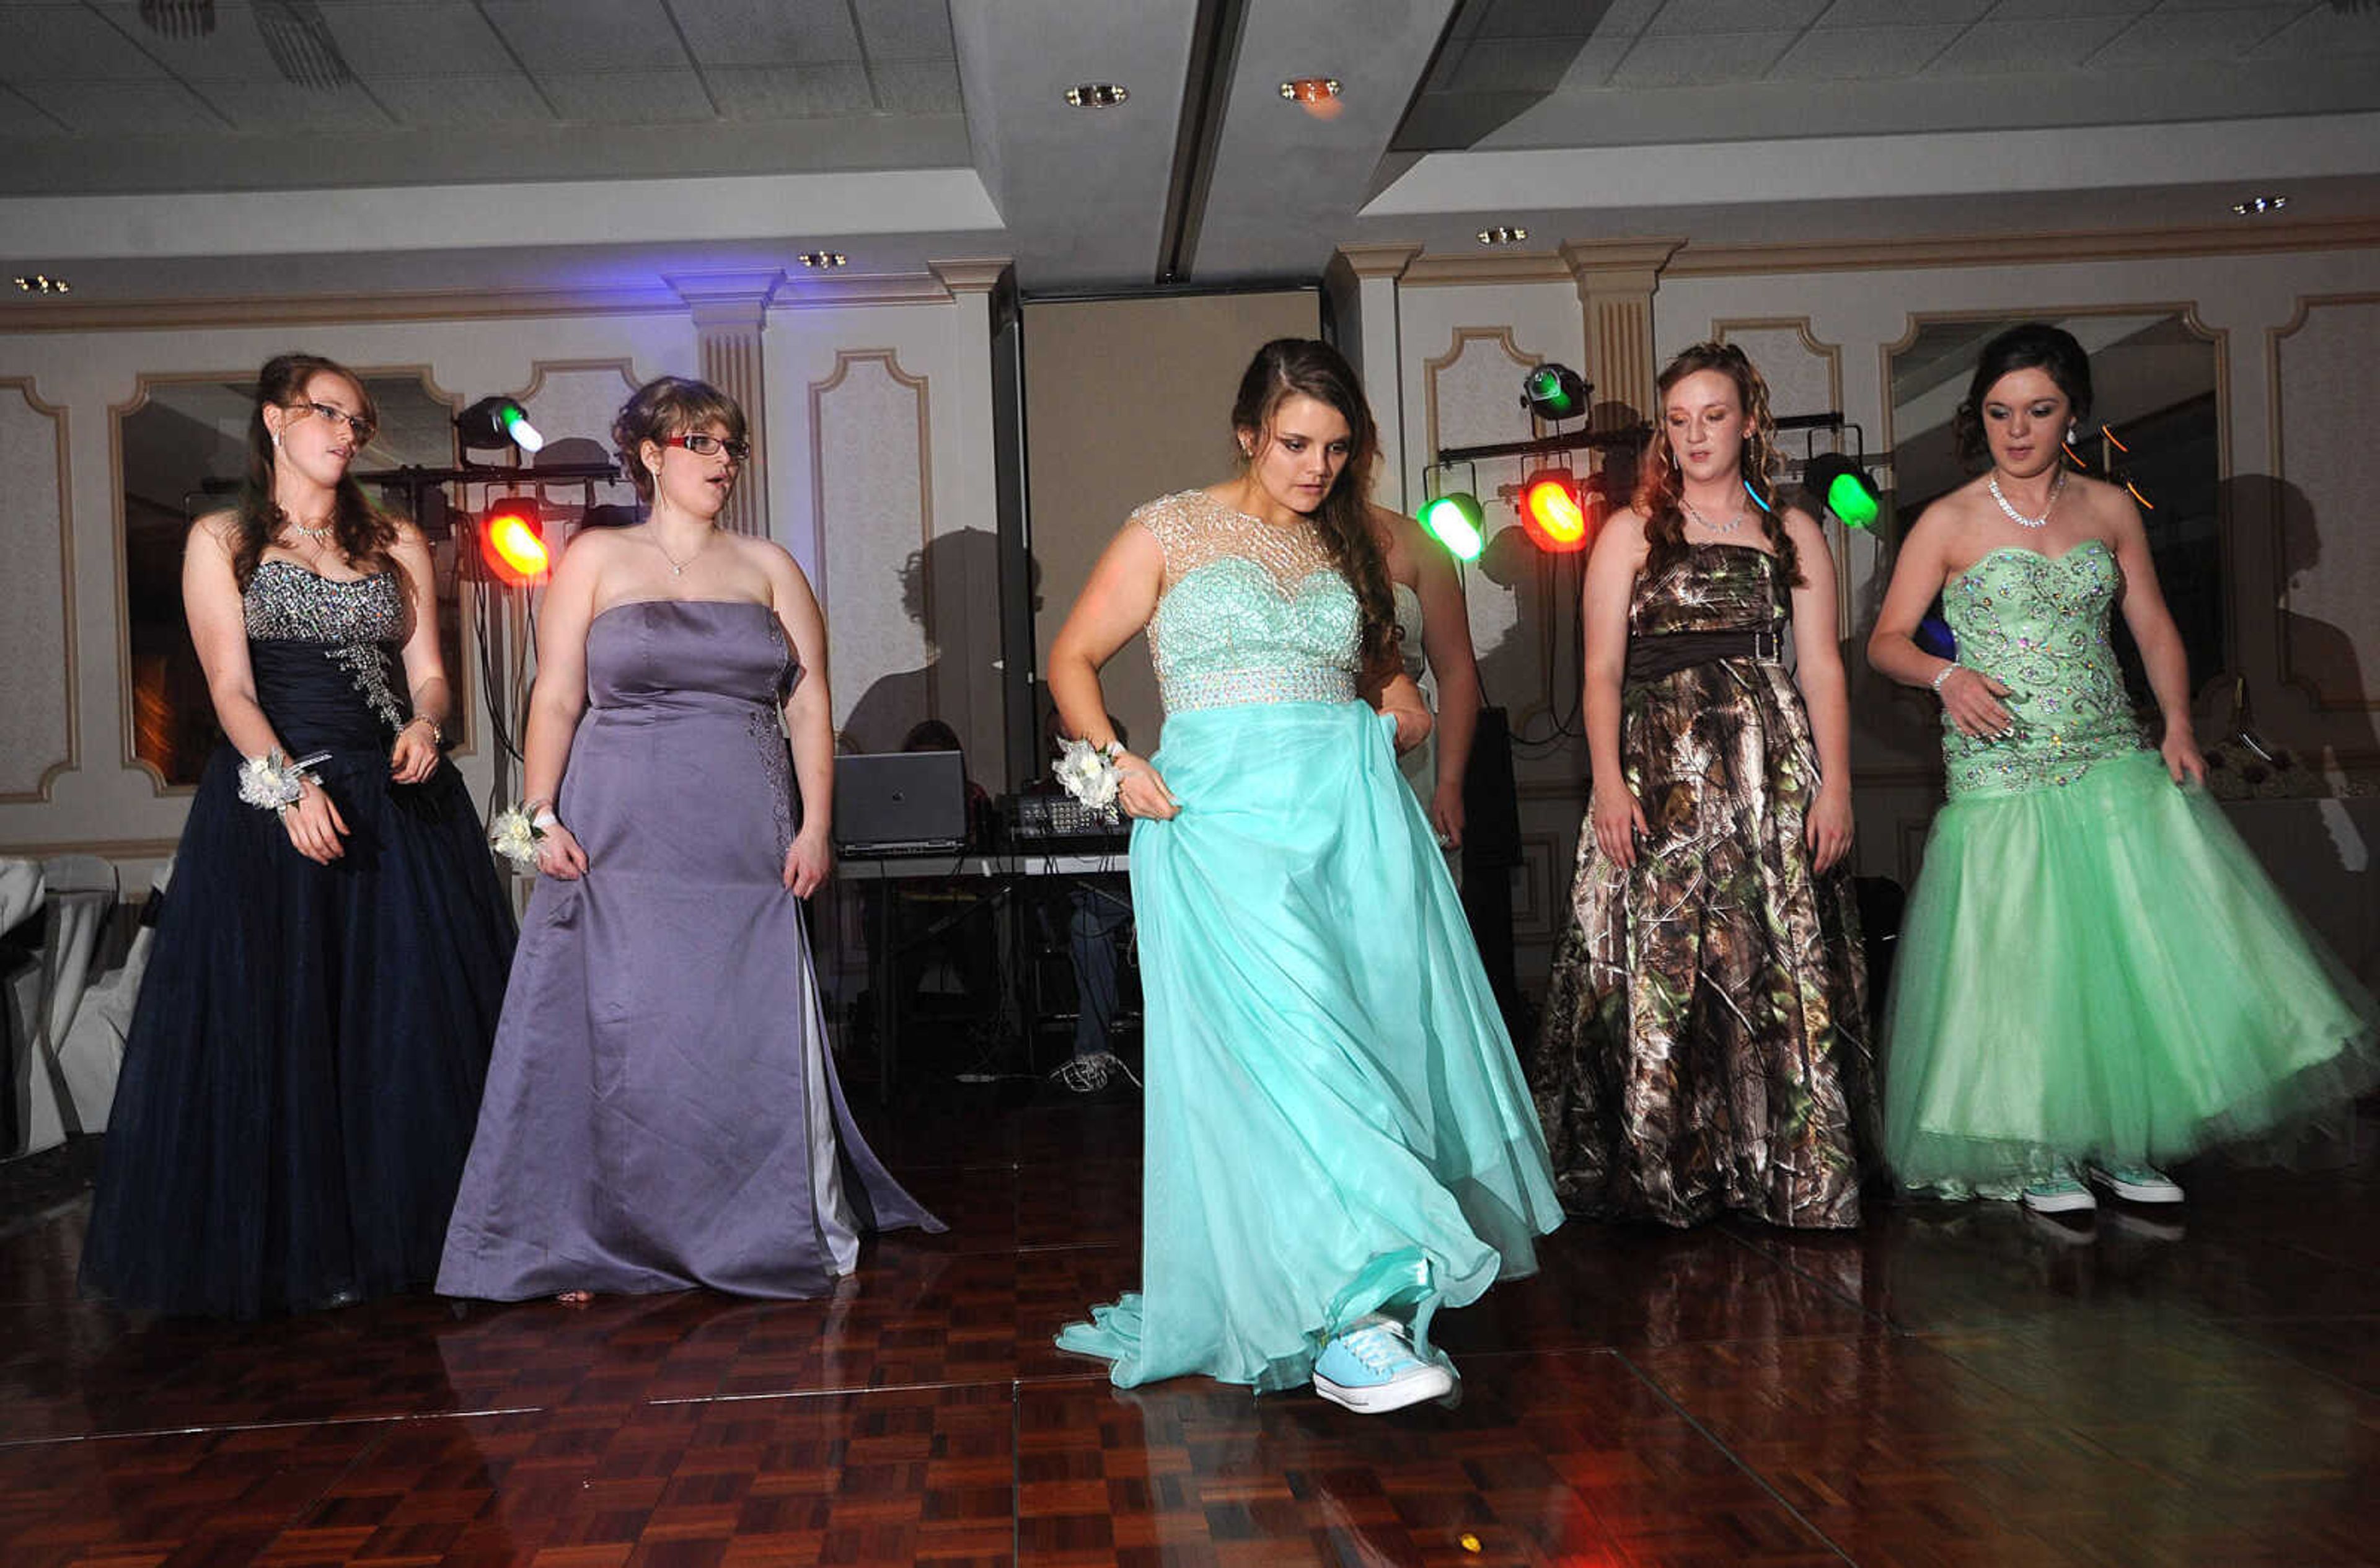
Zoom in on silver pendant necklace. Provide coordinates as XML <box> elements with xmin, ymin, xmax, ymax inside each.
<box><xmin>650</xmin><ymin>527</ymin><xmax>713</xmax><ymax>577</ymax></box>
<box><xmin>1681</xmin><ymin>495</ymin><xmax>1745</xmax><ymax>535</ymax></box>
<box><xmin>1988</xmin><ymin>470</ymin><xmax>2063</xmax><ymax>530</ymax></box>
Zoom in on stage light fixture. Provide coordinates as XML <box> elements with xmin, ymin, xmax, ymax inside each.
<box><xmin>1520</xmin><ymin>364</ymin><xmax>1589</xmax><ymax>423</ymax></box>
<box><xmin>1476</xmin><ymin>226</ymin><xmax>1528</xmax><ymax>245</ymax></box>
<box><xmin>1521</xmin><ymin>467</ymin><xmax>1590</xmax><ymax>553</ymax></box>
<box><xmin>478</xmin><ymin>496</ymin><xmax>549</xmax><ymax>585</ymax></box>
<box><xmin>1420</xmin><ymin>491</ymin><xmax>1486</xmax><ymax>563</ymax></box>
<box><xmin>1804</xmin><ymin>453</ymin><xmax>1881</xmax><ymax>530</ymax></box>
<box><xmin>455</xmin><ymin>395</ymin><xmax>545</xmax><ymax>455</ymax></box>
<box><xmin>797</xmin><ymin>251</ymin><xmax>847</xmax><ymax>269</ymax></box>
<box><xmin>12</xmin><ymin>274</ymin><xmax>71</xmax><ymax>294</ymax></box>
<box><xmin>1065</xmin><ymin>83</ymin><xmax>1127</xmax><ymax>107</ymax></box>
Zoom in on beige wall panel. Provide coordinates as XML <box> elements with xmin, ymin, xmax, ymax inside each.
<box><xmin>811</xmin><ymin>352</ymin><xmax>933</xmax><ymax>755</ymax></box>
<box><xmin>0</xmin><ymin>381</ymin><xmax>73</xmax><ymax>800</ymax></box>
<box><xmin>2274</xmin><ymin>296</ymin><xmax>2380</xmax><ymax>714</ymax></box>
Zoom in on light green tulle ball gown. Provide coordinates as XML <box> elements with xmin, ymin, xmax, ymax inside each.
<box><xmin>1054</xmin><ymin>490</ymin><xmax>1562</xmax><ymax>1393</ymax></box>
<box><xmin>1884</xmin><ymin>541</ymin><xmax>2377</xmax><ymax>1196</ymax></box>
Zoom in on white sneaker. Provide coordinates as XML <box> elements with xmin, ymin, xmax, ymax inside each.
<box><xmin>2088</xmin><ymin>1164</ymin><xmax>2184</xmax><ymax>1204</ymax></box>
<box><xmin>1311</xmin><ymin>1316</ymin><xmax>1454</xmax><ymax>1414</ymax></box>
<box><xmin>1050</xmin><ymin>1051</ymin><xmax>1139</xmax><ymax>1094</ymax></box>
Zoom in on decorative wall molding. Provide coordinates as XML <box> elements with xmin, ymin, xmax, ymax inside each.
<box><xmin>1670</xmin><ymin>218</ymin><xmax>2380</xmax><ymax>278</ymax></box>
<box><xmin>1564</xmin><ymin>239</ymin><xmax>1683</xmax><ymax>434</ymax></box>
<box><xmin>808</xmin><ymin>351</ymin><xmax>933</xmax><ymax>739</ymax></box>
<box><xmin>2269</xmin><ymin>291</ymin><xmax>2380</xmax><ymax>713</ymax></box>
<box><xmin>0</xmin><ymin>378</ymin><xmax>77</xmax><ymax>803</ymax></box>
<box><xmin>1334</xmin><ymin>242</ymin><xmax>1424</xmax><ymax>281</ymax></box>
<box><xmin>1421</xmin><ymin>326</ymin><xmax>1540</xmax><ymax>475</ymax></box>
<box><xmin>1401</xmin><ymin>250</ymin><xmax>1568</xmax><ymax>288</ymax></box>
<box><xmin>669</xmin><ymin>272</ymin><xmax>785</xmax><ymax>539</ymax></box>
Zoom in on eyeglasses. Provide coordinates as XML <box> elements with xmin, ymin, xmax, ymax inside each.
<box><xmin>289</xmin><ymin>400</ymin><xmax>376</xmax><ymax>444</ymax></box>
<box><xmin>661</xmin><ymin>433</ymin><xmax>751</xmax><ymax>463</ymax></box>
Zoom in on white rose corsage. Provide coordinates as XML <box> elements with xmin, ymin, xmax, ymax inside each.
<box><xmin>488</xmin><ymin>801</ymin><xmax>550</xmax><ymax>871</ymax></box>
<box><xmin>237</xmin><ymin>749</ymin><xmax>329</xmax><ymax>816</ymax></box>
<box><xmin>1053</xmin><ymin>736</ymin><xmax>1126</xmax><ymax>822</ymax></box>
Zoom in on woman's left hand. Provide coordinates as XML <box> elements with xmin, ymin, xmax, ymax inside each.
<box><xmin>1429</xmin><ymin>783</ymin><xmax>1466</xmax><ymax>851</ymax></box>
<box><xmin>2161</xmin><ymin>725</ymin><xmax>2208</xmax><ymax>788</ymax></box>
<box><xmin>1805</xmin><ymin>782</ymin><xmax>1855</xmax><ymax>873</ymax></box>
<box><xmin>783</xmin><ymin>829</ymin><xmax>832</xmax><ymax>897</ymax></box>
<box><xmin>389</xmin><ymin>720</ymin><xmax>441</xmax><ymax>784</ymax></box>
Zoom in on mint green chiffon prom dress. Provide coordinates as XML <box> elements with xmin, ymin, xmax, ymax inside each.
<box><xmin>1056</xmin><ymin>490</ymin><xmax>1562</xmax><ymax>1392</ymax></box>
<box><xmin>1885</xmin><ymin>542</ymin><xmax>2377</xmax><ymax>1195</ymax></box>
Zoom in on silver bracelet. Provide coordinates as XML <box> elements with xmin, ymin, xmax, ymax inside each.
<box><xmin>1929</xmin><ymin>663</ymin><xmax>1963</xmax><ymax>695</ymax></box>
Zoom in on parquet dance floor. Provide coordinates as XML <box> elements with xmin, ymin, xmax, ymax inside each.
<box><xmin>3</xmin><ymin>1092</ymin><xmax>2376</xmax><ymax>1566</ymax></box>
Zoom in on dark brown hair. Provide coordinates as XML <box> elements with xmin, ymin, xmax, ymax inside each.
<box><xmin>1952</xmin><ymin>322</ymin><xmax>2094</xmax><ymax>469</ymax></box>
<box><xmin>1633</xmin><ymin>340</ymin><xmax>1800</xmax><ymax>588</ymax></box>
<box><xmin>227</xmin><ymin>353</ymin><xmax>394</xmax><ymax>589</ymax></box>
<box><xmin>612</xmin><ymin>375</ymin><xmax>748</xmax><ymax>503</ymax></box>
<box><xmin>1229</xmin><ymin>338</ymin><xmax>1395</xmax><ymax>681</ymax></box>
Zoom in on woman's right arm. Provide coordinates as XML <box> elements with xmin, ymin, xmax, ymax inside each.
<box><xmin>1866</xmin><ymin>506</ymin><xmax>2011</xmax><ymax>739</ymax></box>
<box><xmin>1046</xmin><ymin>522</ymin><xmax>1171</xmax><ymax>819</ymax></box>
<box><xmin>520</xmin><ymin>537</ymin><xmax>604</xmax><ymax>877</ymax></box>
<box><xmin>1580</xmin><ymin>511</ymin><xmax>1647</xmax><ymax>868</ymax></box>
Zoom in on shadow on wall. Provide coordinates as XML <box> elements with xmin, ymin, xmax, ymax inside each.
<box><xmin>840</xmin><ymin>527</ymin><xmax>1006</xmax><ymax>759</ymax></box>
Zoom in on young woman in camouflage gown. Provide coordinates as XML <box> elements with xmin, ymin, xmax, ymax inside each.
<box><xmin>1528</xmin><ymin>342</ymin><xmax>1874</xmax><ymax>1230</ymax></box>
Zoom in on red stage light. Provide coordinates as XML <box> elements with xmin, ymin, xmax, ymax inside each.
<box><xmin>479</xmin><ymin>498</ymin><xmax>549</xmax><ymax>584</ymax></box>
<box><xmin>1521</xmin><ymin>469</ymin><xmax>1591</xmax><ymax>553</ymax></box>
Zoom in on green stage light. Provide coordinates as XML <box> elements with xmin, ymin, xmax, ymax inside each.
<box><xmin>1805</xmin><ymin>453</ymin><xmax>1881</xmax><ymax>530</ymax></box>
<box><xmin>456</xmin><ymin>395</ymin><xmax>546</xmax><ymax>455</ymax></box>
<box><xmin>1520</xmin><ymin>364</ymin><xmax>1589</xmax><ymax>423</ymax></box>
<box><xmin>1421</xmin><ymin>491</ymin><xmax>1486</xmax><ymax>562</ymax></box>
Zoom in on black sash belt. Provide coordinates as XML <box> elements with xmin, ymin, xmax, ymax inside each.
<box><xmin>1625</xmin><ymin>626</ymin><xmax>1784</xmax><ymax>686</ymax></box>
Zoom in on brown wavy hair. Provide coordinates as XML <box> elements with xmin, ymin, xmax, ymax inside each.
<box><xmin>612</xmin><ymin>375</ymin><xmax>748</xmax><ymax>503</ymax></box>
<box><xmin>1229</xmin><ymin>338</ymin><xmax>1396</xmax><ymax>681</ymax></box>
<box><xmin>1633</xmin><ymin>341</ymin><xmax>1800</xmax><ymax>588</ymax></box>
<box><xmin>228</xmin><ymin>353</ymin><xmax>394</xmax><ymax>589</ymax></box>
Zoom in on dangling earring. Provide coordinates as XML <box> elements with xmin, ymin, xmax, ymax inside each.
<box><xmin>270</xmin><ymin>430</ymin><xmax>282</xmax><ymax>451</ymax></box>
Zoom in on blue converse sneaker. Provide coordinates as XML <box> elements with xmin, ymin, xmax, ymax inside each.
<box><xmin>1311</xmin><ymin>1315</ymin><xmax>1454</xmax><ymax>1414</ymax></box>
<box><xmin>2089</xmin><ymin>1163</ymin><xmax>2184</xmax><ymax>1204</ymax></box>
<box><xmin>2020</xmin><ymin>1173</ymin><xmax>2097</xmax><ymax>1215</ymax></box>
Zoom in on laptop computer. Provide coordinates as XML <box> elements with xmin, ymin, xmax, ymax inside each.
<box><xmin>833</xmin><ymin>751</ymin><xmax>969</xmax><ymax>855</ymax></box>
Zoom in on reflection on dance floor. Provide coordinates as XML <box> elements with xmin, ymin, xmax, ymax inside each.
<box><xmin>2</xmin><ymin>1096</ymin><xmax>2376</xmax><ymax>1565</ymax></box>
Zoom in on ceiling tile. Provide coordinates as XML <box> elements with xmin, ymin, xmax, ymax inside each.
<box><xmin>186</xmin><ymin>76</ymin><xmax>392</xmax><ymax>129</ymax></box>
<box><xmin>13</xmin><ymin>78</ymin><xmax>226</xmax><ymax>132</ymax></box>
<box><xmin>318</xmin><ymin>3</ymin><xmax>515</xmax><ymax>77</ymax></box>
<box><xmin>1452</xmin><ymin>35</ymin><xmax>1581</xmax><ymax>91</ymax></box>
<box><xmin>870</xmin><ymin>58</ymin><xmax>959</xmax><ymax>114</ymax></box>
<box><xmin>1475</xmin><ymin>0</ymin><xmax>1608</xmax><ymax>38</ymax></box>
<box><xmin>539</xmin><ymin>64</ymin><xmax>716</xmax><ymax>120</ymax></box>
<box><xmin>2089</xmin><ymin>6</ymin><xmax>2308</xmax><ymax>64</ymax></box>
<box><xmin>1924</xmin><ymin>15</ymin><xmax>2130</xmax><ymax>71</ymax></box>
<box><xmin>476</xmin><ymin>0</ymin><xmax>689</xmax><ymax>73</ymax></box>
<box><xmin>1613</xmin><ymin>29</ymin><xmax>1801</xmax><ymax>84</ymax></box>
<box><xmin>1556</xmin><ymin>32</ymin><xmax>1637</xmax><ymax>87</ymax></box>
<box><xmin>0</xmin><ymin>84</ymin><xmax>64</xmax><ymax>134</ymax></box>
<box><xmin>0</xmin><ymin>6</ymin><xmax>167</xmax><ymax>81</ymax></box>
<box><xmin>2250</xmin><ymin>7</ymin><xmax>2380</xmax><ymax>58</ymax></box>
<box><xmin>855</xmin><ymin>0</ymin><xmax>954</xmax><ymax>60</ymax></box>
<box><xmin>1766</xmin><ymin>22</ymin><xmax>1968</xmax><ymax>78</ymax></box>
<box><xmin>1980</xmin><ymin>0</ymin><xmax>2153</xmax><ymax>17</ymax></box>
<box><xmin>703</xmin><ymin>62</ymin><xmax>873</xmax><ymax>119</ymax></box>
<box><xmin>94</xmin><ymin>0</ymin><xmax>345</xmax><ymax>85</ymax></box>
<box><xmin>1812</xmin><ymin>0</ymin><xmax>1993</xmax><ymax>25</ymax></box>
<box><xmin>670</xmin><ymin>0</ymin><xmax>862</xmax><ymax>66</ymax></box>
<box><xmin>1642</xmin><ymin>0</ymin><xmax>1830</xmax><ymax>36</ymax></box>
<box><xmin>373</xmin><ymin>72</ymin><xmax>561</xmax><ymax>125</ymax></box>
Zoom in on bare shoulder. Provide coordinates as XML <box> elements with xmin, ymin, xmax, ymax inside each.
<box><xmin>388</xmin><ymin>516</ymin><xmax>430</xmax><ymax>552</ymax></box>
<box><xmin>1776</xmin><ymin>501</ymin><xmax>1832</xmax><ymax>553</ymax></box>
<box><xmin>191</xmin><ymin>508</ymin><xmax>240</xmax><ymax>552</ymax></box>
<box><xmin>2063</xmin><ymin>470</ymin><xmax>2137</xmax><ymax>527</ymax></box>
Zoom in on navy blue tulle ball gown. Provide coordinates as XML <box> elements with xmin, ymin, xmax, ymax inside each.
<box><xmin>81</xmin><ymin>562</ymin><xmax>516</xmax><ymax>1318</ymax></box>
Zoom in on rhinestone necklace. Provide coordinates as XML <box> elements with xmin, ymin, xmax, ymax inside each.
<box><xmin>1681</xmin><ymin>495</ymin><xmax>1745</xmax><ymax>535</ymax></box>
<box><xmin>1988</xmin><ymin>470</ymin><xmax>2064</xmax><ymax>530</ymax></box>
<box><xmin>286</xmin><ymin>518</ymin><xmax>335</xmax><ymax>542</ymax></box>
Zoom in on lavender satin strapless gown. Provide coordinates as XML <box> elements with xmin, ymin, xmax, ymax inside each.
<box><xmin>438</xmin><ymin>600</ymin><xmax>940</xmax><ymax>1300</ymax></box>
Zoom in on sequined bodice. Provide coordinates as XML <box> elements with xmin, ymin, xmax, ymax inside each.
<box><xmin>240</xmin><ymin>562</ymin><xmax>412</xmax><ymax>738</ymax></box>
<box><xmin>1629</xmin><ymin>544</ymin><xmax>1786</xmax><ymax>636</ymax></box>
<box><xmin>1134</xmin><ymin>490</ymin><xmax>1360</xmax><ymax>713</ymax></box>
<box><xmin>1942</xmin><ymin>543</ymin><xmax>2143</xmax><ymax>798</ymax></box>
<box><xmin>1392</xmin><ymin>581</ymin><xmax>1426</xmax><ymax>682</ymax></box>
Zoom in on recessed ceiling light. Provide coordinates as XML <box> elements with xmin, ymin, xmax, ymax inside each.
<box><xmin>1476</xmin><ymin>226</ymin><xmax>1528</xmax><ymax>245</ymax></box>
<box><xmin>1280</xmin><ymin>77</ymin><xmax>1341</xmax><ymax>104</ymax></box>
<box><xmin>12</xmin><ymin>273</ymin><xmax>71</xmax><ymax>294</ymax></box>
<box><xmin>1065</xmin><ymin>83</ymin><xmax>1127</xmax><ymax>108</ymax></box>
<box><xmin>796</xmin><ymin>252</ymin><xmax>847</xmax><ymax>270</ymax></box>
<box><xmin>2231</xmin><ymin>195</ymin><xmax>2289</xmax><ymax>216</ymax></box>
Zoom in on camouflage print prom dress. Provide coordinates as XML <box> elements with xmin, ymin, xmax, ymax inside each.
<box><xmin>1527</xmin><ymin>542</ymin><xmax>1874</xmax><ymax>1228</ymax></box>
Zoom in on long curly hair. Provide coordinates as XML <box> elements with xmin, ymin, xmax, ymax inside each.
<box><xmin>1951</xmin><ymin>322</ymin><xmax>2094</xmax><ymax>469</ymax></box>
<box><xmin>227</xmin><ymin>353</ymin><xmax>394</xmax><ymax>589</ymax></box>
<box><xmin>1633</xmin><ymin>340</ymin><xmax>1800</xmax><ymax>588</ymax></box>
<box><xmin>1229</xmin><ymin>338</ymin><xmax>1396</xmax><ymax>681</ymax></box>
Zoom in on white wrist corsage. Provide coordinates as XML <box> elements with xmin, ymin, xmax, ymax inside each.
<box><xmin>1053</xmin><ymin>736</ymin><xmax>1125</xmax><ymax>822</ymax></box>
<box><xmin>237</xmin><ymin>749</ymin><xmax>328</xmax><ymax>816</ymax></box>
<box><xmin>488</xmin><ymin>801</ymin><xmax>548</xmax><ymax>871</ymax></box>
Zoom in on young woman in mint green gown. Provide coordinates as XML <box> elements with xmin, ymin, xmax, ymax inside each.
<box><xmin>1869</xmin><ymin>323</ymin><xmax>2376</xmax><ymax>1214</ymax></box>
<box><xmin>1044</xmin><ymin>339</ymin><xmax>1561</xmax><ymax>1412</ymax></box>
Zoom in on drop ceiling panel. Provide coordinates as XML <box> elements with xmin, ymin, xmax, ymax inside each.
<box><xmin>1766</xmin><ymin>23</ymin><xmax>1967</xmax><ymax>79</ymax></box>
<box><xmin>1615</xmin><ymin>30</ymin><xmax>1800</xmax><ymax>86</ymax></box>
<box><xmin>668</xmin><ymin>0</ymin><xmax>862</xmax><ymax>67</ymax></box>
<box><xmin>539</xmin><ymin>65</ymin><xmax>715</xmax><ymax>123</ymax></box>
<box><xmin>1923</xmin><ymin>16</ymin><xmax>2131</xmax><ymax>72</ymax></box>
<box><xmin>2091</xmin><ymin>5</ymin><xmax>2309</xmax><ymax>65</ymax></box>
<box><xmin>374</xmin><ymin>73</ymin><xmax>562</xmax><ymax>125</ymax></box>
<box><xmin>0</xmin><ymin>6</ymin><xmax>168</xmax><ymax>80</ymax></box>
<box><xmin>475</xmin><ymin>0</ymin><xmax>689</xmax><ymax>74</ymax></box>
<box><xmin>857</xmin><ymin>0</ymin><xmax>956</xmax><ymax>60</ymax></box>
<box><xmin>14</xmin><ymin>77</ymin><xmax>224</xmax><ymax>132</ymax></box>
<box><xmin>705</xmin><ymin>63</ymin><xmax>873</xmax><ymax>118</ymax></box>
<box><xmin>1641</xmin><ymin>0</ymin><xmax>1830</xmax><ymax>37</ymax></box>
<box><xmin>871</xmin><ymin>58</ymin><xmax>961</xmax><ymax>113</ymax></box>
<box><xmin>314</xmin><ymin>4</ymin><xmax>518</xmax><ymax>77</ymax></box>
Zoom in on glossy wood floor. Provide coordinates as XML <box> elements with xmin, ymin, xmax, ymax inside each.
<box><xmin>4</xmin><ymin>1090</ymin><xmax>2378</xmax><ymax>1567</ymax></box>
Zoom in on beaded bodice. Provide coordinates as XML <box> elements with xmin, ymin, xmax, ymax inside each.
<box><xmin>1942</xmin><ymin>542</ymin><xmax>2143</xmax><ymax>798</ymax></box>
<box><xmin>1392</xmin><ymin>581</ymin><xmax>1426</xmax><ymax>682</ymax></box>
<box><xmin>1134</xmin><ymin>490</ymin><xmax>1360</xmax><ymax>713</ymax></box>
<box><xmin>241</xmin><ymin>561</ymin><xmax>412</xmax><ymax>737</ymax></box>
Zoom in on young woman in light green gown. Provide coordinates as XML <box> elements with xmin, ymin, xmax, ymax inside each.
<box><xmin>1869</xmin><ymin>323</ymin><xmax>2375</xmax><ymax>1214</ymax></box>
